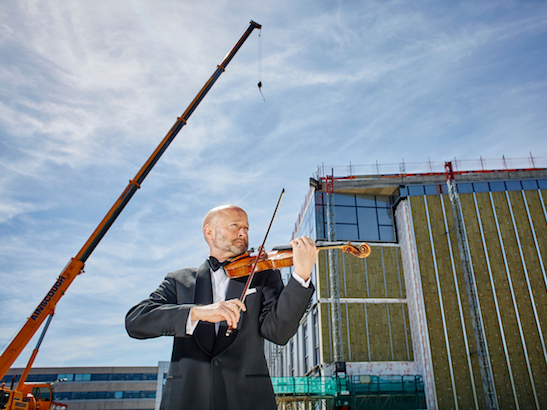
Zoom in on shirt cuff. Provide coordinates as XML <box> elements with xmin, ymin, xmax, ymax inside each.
<box><xmin>292</xmin><ymin>272</ymin><xmax>311</xmax><ymax>288</ymax></box>
<box><xmin>186</xmin><ymin>309</ymin><xmax>199</xmax><ymax>335</ymax></box>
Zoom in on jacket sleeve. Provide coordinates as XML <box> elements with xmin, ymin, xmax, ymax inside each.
<box><xmin>258</xmin><ymin>272</ymin><xmax>315</xmax><ymax>346</ymax></box>
<box><xmin>125</xmin><ymin>274</ymin><xmax>194</xmax><ymax>339</ymax></box>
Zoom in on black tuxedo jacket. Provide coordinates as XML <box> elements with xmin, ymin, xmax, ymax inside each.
<box><xmin>125</xmin><ymin>261</ymin><xmax>314</xmax><ymax>410</ymax></box>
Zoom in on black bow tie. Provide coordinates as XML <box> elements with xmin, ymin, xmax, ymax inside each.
<box><xmin>208</xmin><ymin>256</ymin><xmax>229</xmax><ymax>272</ymax></box>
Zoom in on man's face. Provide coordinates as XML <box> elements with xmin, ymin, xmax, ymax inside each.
<box><xmin>209</xmin><ymin>208</ymin><xmax>249</xmax><ymax>260</ymax></box>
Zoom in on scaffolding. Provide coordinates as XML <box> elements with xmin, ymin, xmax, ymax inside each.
<box><xmin>325</xmin><ymin>174</ymin><xmax>343</xmax><ymax>364</ymax></box>
<box><xmin>444</xmin><ymin>162</ymin><xmax>498</xmax><ymax>409</ymax></box>
<box><xmin>273</xmin><ymin>375</ymin><xmax>426</xmax><ymax>410</ymax></box>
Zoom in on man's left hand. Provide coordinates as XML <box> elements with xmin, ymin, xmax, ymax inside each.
<box><xmin>289</xmin><ymin>236</ymin><xmax>318</xmax><ymax>281</ymax></box>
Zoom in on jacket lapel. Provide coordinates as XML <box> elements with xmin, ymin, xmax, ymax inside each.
<box><xmin>225</xmin><ymin>275</ymin><xmax>247</xmax><ymax>301</ymax></box>
<box><xmin>193</xmin><ymin>262</ymin><xmax>215</xmax><ymax>355</ymax></box>
<box><xmin>212</xmin><ymin>276</ymin><xmax>248</xmax><ymax>356</ymax></box>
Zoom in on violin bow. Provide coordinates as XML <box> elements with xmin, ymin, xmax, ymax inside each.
<box><xmin>225</xmin><ymin>188</ymin><xmax>285</xmax><ymax>336</ymax></box>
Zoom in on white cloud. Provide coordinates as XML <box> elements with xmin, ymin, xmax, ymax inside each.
<box><xmin>1</xmin><ymin>0</ymin><xmax>547</xmax><ymax>369</ymax></box>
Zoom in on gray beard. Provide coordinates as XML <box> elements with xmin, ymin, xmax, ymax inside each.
<box><xmin>212</xmin><ymin>236</ymin><xmax>247</xmax><ymax>258</ymax></box>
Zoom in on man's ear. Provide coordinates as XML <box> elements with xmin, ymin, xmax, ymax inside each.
<box><xmin>204</xmin><ymin>224</ymin><xmax>213</xmax><ymax>243</ymax></box>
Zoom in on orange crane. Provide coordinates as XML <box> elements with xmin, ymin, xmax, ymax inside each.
<box><xmin>0</xmin><ymin>20</ymin><xmax>261</xmax><ymax>410</ymax></box>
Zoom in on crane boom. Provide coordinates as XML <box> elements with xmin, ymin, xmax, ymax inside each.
<box><xmin>0</xmin><ymin>20</ymin><xmax>261</xmax><ymax>380</ymax></box>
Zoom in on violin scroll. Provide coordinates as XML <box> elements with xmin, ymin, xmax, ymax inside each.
<box><xmin>337</xmin><ymin>242</ymin><xmax>371</xmax><ymax>259</ymax></box>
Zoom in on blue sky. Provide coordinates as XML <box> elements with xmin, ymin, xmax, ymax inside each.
<box><xmin>1</xmin><ymin>0</ymin><xmax>547</xmax><ymax>368</ymax></box>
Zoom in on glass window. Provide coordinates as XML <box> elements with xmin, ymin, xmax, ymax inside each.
<box><xmin>55</xmin><ymin>390</ymin><xmax>156</xmax><ymax>401</ymax></box>
<box><xmin>379</xmin><ymin>225</ymin><xmax>395</xmax><ymax>242</ymax></box>
<box><xmin>316</xmin><ymin>193</ymin><xmax>395</xmax><ymax>243</ymax></box>
<box><xmin>334</xmin><ymin>193</ymin><xmax>356</xmax><ymax>206</ymax></box>
<box><xmin>538</xmin><ymin>179</ymin><xmax>547</xmax><ymax>189</ymax></box>
<box><xmin>377</xmin><ymin>207</ymin><xmax>393</xmax><ymax>225</ymax></box>
<box><xmin>408</xmin><ymin>185</ymin><xmax>424</xmax><ymax>196</ymax></box>
<box><xmin>398</xmin><ymin>186</ymin><xmax>408</xmax><ymax>197</ymax></box>
<box><xmin>521</xmin><ymin>180</ymin><xmax>538</xmax><ymax>190</ymax></box>
<box><xmin>56</xmin><ymin>392</ymin><xmax>68</xmax><ymax>400</ymax></box>
<box><xmin>27</xmin><ymin>375</ymin><xmax>57</xmax><ymax>382</ymax></box>
<box><xmin>315</xmin><ymin>192</ymin><xmax>325</xmax><ymax>205</ymax></box>
<box><xmin>60</xmin><ymin>373</ymin><xmax>74</xmax><ymax>381</ymax></box>
<box><xmin>91</xmin><ymin>374</ymin><xmax>108</xmax><ymax>381</ymax></box>
<box><xmin>124</xmin><ymin>391</ymin><xmax>139</xmax><ymax>399</ymax></box>
<box><xmin>473</xmin><ymin>182</ymin><xmax>489</xmax><ymax>193</ymax></box>
<box><xmin>457</xmin><ymin>183</ymin><xmax>473</xmax><ymax>193</ymax></box>
<box><xmin>375</xmin><ymin>196</ymin><xmax>392</xmax><ymax>208</ymax></box>
<box><xmin>356</xmin><ymin>194</ymin><xmax>376</xmax><ymax>207</ymax></box>
<box><xmin>315</xmin><ymin>193</ymin><xmax>326</xmax><ymax>239</ymax></box>
<box><xmin>424</xmin><ymin>184</ymin><xmax>444</xmax><ymax>195</ymax></box>
<box><xmin>40</xmin><ymin>387</ymin><xmax>51</xmax><ymax>401</ymax></box>
<box><xmin>335</xmin><ymin>206</ymin><xmax>357</xmax><ymax>224</ymax></box>
<box><xmin>506</xmin><ymin>181</ymin><xmax>522</xmax><ymax>191</ymax></box>
<box><xmin>316</xmin><ymin>220</ymin><xmax>325</xmax><ymax>240</ymax></box>
<box><xmin>315</xmin><ymin>219</ymin><xmax>324</xmax><ymax>239</ymax></box>
<box><xmin>489</xmin><ymin>181</ymin><xmax>505</xmax><ymax>192</ymax></box>
<box><xmin>336</xmin><ymin>224</ymin><xmax>359</xmax><ymax>240</ymax></box>
<box><xmin>357</xmin><ymin>208</ymin><xmax>379</xmax><ymax>241</ymax></box>
<box><xmin>357</xmin><ymin>207</ymin><xmax>377</xmax><ymax>227</ymax></box>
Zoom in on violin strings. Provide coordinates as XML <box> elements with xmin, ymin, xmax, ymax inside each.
<box><xmin>225</xmin><ymin>189</ymin><xmax>284</xmax><ymax>337</ymax></box>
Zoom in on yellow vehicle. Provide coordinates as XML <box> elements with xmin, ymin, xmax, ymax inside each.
<box><xmin>1</xmin><ymin>381</ymin><xmax>66</xmax><ymax>410</ymax></box>
<box><xmin>0</xmin><ymin>21</ymin><xmax>261</xmax><ymax>410</ymax></box>
<box><xmin>1</xmin><ymin>315</ymin><xmax>68</xmax><ymax>410</ymax></box>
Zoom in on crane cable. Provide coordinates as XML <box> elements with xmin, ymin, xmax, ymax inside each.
<box><xmin>257</xmin><ymin>29</ymin><xmax>265</xmax><ymax>102</ymax></box>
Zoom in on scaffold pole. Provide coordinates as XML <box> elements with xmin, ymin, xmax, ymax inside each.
<box><xmin>325</xmin><ymin>172</ymin><xmax>344</xmax><ymax>364</ymax></box>
<box><xmin>445</xmin><ymin>161</ymin><xmax>498</xmax><ymax>410</ymax></box>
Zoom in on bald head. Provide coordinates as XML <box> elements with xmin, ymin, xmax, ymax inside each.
<box><xmin>203</xmin><ymin>205</ymin><xmax>249</xmax><ymax>260</ymax></box>
<box><xmin>203</xmin><ymin>205</ymin><xmax>246</xmax><ymax>231</ymax></box>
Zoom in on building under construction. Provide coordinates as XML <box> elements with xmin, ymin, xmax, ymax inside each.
<box><xmin>265</xmin><ymin>158</ymin><xmax>547</xmax><ymax>409</ymax></box>
<box><xmin>4</xmin><ymin>158</ymin><xmax>546</xmax><ymax>410</ymax></box>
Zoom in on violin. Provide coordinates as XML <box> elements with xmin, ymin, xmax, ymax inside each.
<box><xmin>224</xmin><ymin>241</ymin><xmax>371</xmax><ymax>278</ymax></box>
<box><xmin>223</xmin><ymin>189</ymin><xmax>368</xmax><ymax>337</ymax></box>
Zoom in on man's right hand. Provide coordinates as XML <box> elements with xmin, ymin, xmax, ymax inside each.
<box><xmin>191</xmin><ymin>299</ymin><xmax>246</xmax><ymax>329</ymax></box>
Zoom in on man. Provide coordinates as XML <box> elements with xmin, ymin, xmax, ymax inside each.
<box><xmin>125</xmin><ymin>205</ymin><xmax>317</xmax><ymax>410</ymax></box>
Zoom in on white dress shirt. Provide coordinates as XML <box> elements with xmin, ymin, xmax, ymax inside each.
<box><xmin>211</xmin><ymin>267</ymin><xmax>231</xmax><ymax>334</ymax></box>
<box><xmin>186</xmin><ymin>266</ymin><xmax>230</xmax><ymax>335</ymax></box>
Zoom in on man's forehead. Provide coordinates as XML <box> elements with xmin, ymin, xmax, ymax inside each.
<box><xmin>218</xmin><ymin>208</ymin><xmax>248</xmax><ymax>222</ymax></box>
<box><xmin>205</xmin><ymin>206</ymin><xmax>248</xmax><ymax>226</ymax></box>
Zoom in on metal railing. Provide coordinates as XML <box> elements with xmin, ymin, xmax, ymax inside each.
<box><xmin>272</xmin><ymin>375</ymin><xmax>424</xmax><ymax>396</ymax></box>
<box><xmin>273</xmin><ymin>375</ymin><xmax>426</xmax><ymax>410</ymax></box>
<box><xmin>316</xmin><ymin>154</ymin><xmax>547</xmax><ymax>179</ymax></box>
